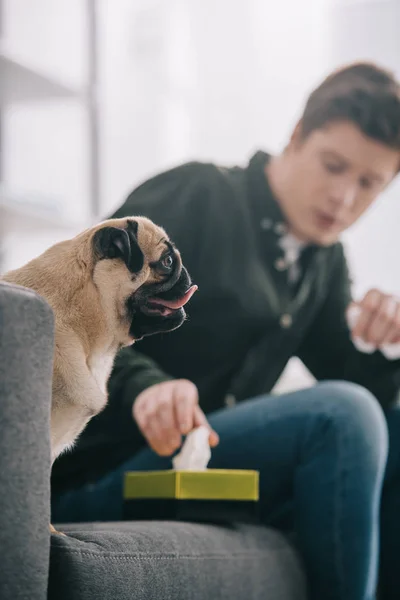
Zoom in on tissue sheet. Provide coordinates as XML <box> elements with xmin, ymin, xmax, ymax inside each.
<box><xmin>172</xmin><ymin>426</ymin><xmax>211</xmax><ymax>471</ymax></box>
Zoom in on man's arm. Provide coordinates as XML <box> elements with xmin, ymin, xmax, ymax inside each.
<box><xmin>297</xmin><ymin>243</ymin><xmax>400</xmax><ymax>410</ymax></box>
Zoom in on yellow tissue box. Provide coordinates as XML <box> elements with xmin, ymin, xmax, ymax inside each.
<box><xmin>123</xmin><ymin>469</ymin><xmax>259</xmax><ymax>524</ymax></box>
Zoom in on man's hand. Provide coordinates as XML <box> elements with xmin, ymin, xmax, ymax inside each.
<box><xmin>348</xmin><ymin>289</ymin><xmax>400</xmax><ymax>347</ymax></box>
<box><xmin>133</xmin><ymin>379</ymin><xmax>219</xmax><ymax>456</ymax></box>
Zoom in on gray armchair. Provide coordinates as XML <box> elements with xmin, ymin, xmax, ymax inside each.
<box><xmin>0</xmin><ymin>281</ymin><xmax>306</xmax><ymax>600</ymax></box>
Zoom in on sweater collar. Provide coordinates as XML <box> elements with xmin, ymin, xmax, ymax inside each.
<box><xmin>246</xmin><ymin>150</ymin><xmax>288</xmax><ymax>236</ymax></box>
<box><xmin>246</xmin><ymin>150</ymin><xmax>319</xmax><ymax>253</ymax></box>
<box><xmin>246</xmin><ymin>150</ymin><xmax>325</xmax><ymax>281</ymax></box>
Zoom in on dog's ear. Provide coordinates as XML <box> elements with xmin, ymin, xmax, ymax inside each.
<box><xmin>93</xmin><ymin>222</ymin><xmax>144</xmax><ymax>273</ymax></box>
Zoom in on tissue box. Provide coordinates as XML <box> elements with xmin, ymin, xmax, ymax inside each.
<box><xmin>123</xmin><ymin>469</ymin><xmax>259</xmax><ymax>524</ymax></box>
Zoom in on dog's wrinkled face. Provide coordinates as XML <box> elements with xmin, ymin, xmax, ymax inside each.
<box><xmin>91</xmin><ymin>217</ymin><xmax>196</xmax><ymax>343</ymax></box>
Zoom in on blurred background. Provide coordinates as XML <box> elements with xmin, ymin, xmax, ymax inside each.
<box><xmin>1</xmin><ymin>0</ymin><xmax>399</xmax><ymax>390</ymax></box>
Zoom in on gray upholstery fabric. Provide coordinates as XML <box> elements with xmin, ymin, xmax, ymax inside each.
<box><xmin>0</xmin><ymin>280</ymin><xmax>307</xmax><ymax>599</ymax></box>
<box><xmin>49</xmin><ymin>521</ymin><xmax>306</xmax><ymax>600</ymax></box>
<box><xmin>0</xmin><ymin>282</ymin><xmax>54</xmax><ymax>600</ymax></box>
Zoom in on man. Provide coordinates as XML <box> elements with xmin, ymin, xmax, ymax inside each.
<box><xmin>51</xmin><ymin>62</ymin><xmax>400</xmax><ymax>600</ymax></box>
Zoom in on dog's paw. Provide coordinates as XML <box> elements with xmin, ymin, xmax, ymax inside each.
<box><xmin>50</xmin><ymin>523</ymin><xmax>66</xmax><ymax>537</ymax></box>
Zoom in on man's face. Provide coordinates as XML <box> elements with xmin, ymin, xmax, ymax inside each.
<box><xmin>275</xmin><ymin>120</ymin><xmax>400</xmax><ymax>246</ymax></box>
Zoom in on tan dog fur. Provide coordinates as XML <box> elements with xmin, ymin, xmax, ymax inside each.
<box><xmin>2</xmin><ymin>217</ymin><xmax>188</xmax><ymax>534</ymax></box>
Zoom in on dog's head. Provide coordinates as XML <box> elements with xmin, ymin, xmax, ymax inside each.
<box><xmin>90</xmin><ymin>216</ymin><xmax>196</xmax><ymax>343</ymax></box>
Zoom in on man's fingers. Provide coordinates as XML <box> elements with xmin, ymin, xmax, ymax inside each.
<box><xmin>132</xmin><ymin>379</ymin><xmax>214</xmax><ymax>456</ymax></box>
<box><xmin>387</xmin><ymin>303</ymin><xmax>400</xmax><ymax>344</ymax></box>
<box><xmin>175</xmin><ymin>398</ymin><xmax>196</xmax><ymax>435</ymax></box>
<box><xmin>349</xmin><ymin>291</ymin><xmax>400</xmax><ymax>348</ymax></box>
<box><xmin>140</xmin><ymin>416</ymin><xmax>181</xmax><ymax>456</ymax></box>
<box><xmin>154</xmin><ymin>399</ymin><xmax>182</xmax><ymax>456</ymax></box>
<box><xmin>208</xmin><ymin>430</ymin><xmax>220</xmax><ymax>448</ymax></box>
<box><xmin>193</xmin><ymin>405</ymin><xmax>219</xmax><ymax>447</ymax></box>
<box><xmin>172</xmin><ymin>380</ymin><xmax>199</xmax><ymax>435</ymax></box>
<box><xmin>144</xmin><ymin>420</ymin><xmax>181</xmax><ymax>456</ymax></box>
<box><xmin>351</xmin><ymin>289</ymin><xmax>381</xmax><ymax>340</ymax></box>
<box><xmin>135</xmin><ymin>391</ymin><xmax>181</xmax><ymax>456</ymax></box>
<box><xmin>365</xmin><ymin>295</ymin><xmax>397</xmax><ymax>345</ymax></box>
<box><xmin>155</xmin><ymin>395</ymin><xmax>177</xmax><ymax>433</ymax></box>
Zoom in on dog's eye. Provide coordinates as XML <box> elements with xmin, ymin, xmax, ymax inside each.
<box><xmin>161</xmin><ymin>254</ymin><xmax>173</xmax><ymax>270</ymax></box>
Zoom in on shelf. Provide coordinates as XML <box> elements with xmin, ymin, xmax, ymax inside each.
<box><xmin>0</xmin><ymin>51</ymin><xmax>79</xmax><ymax>105</ymax></box>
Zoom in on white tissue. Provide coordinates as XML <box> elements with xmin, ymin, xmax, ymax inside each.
<box><xmin>346</xmin><ymin>305</ymin><xmax>400</xmax><ymax>360</ymax></box>
<box><xmin>172</xmin><ymin>426</ymin><xmax>211</xmax><ymax>471</ymax></box>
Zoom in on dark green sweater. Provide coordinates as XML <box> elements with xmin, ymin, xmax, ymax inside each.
<box><xmin>51</xmin><ymin>151</ymin><xmax>400</xmax><ymax>493</ymax></box>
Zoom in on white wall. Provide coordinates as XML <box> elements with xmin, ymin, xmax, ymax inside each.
<box><xmin>1</xmin><ymin>0</ymin><xmax>90</xmax><ymax>271</ymax></box>
<box><xmin>96</xmin><ymin>0</ymin><xmax>400</xmax><ymax>300</ymax></box>
<box><xmin>6</xmin><ymin>0</ymin><xmax>399</xmax><ymax>297</ymax></box>
<box><xmin>326</xmin><ymin>0</ymin><xmax>400</xmax><ymax>298</ymax></box>
<box><xmin>2</xmin><ymin>1</ymin><xmax>400</xmax><ymax>393</ymax></box>
<box><xmin>98</xmin><ymin>0</ymin><xmax>330</xmax><ymax>215</ymax></box>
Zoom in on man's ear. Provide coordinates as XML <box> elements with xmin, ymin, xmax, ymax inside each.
<box><xmin>93</xmin><ymin>222</ymin><xmax>144</xmax><ymax>273</ymax></box>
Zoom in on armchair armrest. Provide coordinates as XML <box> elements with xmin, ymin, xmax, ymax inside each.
<box><xmin>0</xmin><ymin>282</ymin><xmax>54</xmax><ymax>600</ymax></box>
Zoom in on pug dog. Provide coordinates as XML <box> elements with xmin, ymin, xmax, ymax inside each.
<box><xmin>2</xmin><ymin>217</ymin><xmax>197</xmax><ymax>533</ymax></box>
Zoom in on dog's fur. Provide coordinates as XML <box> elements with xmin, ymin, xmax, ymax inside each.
<box><xmin>2</xmin><ymin>216</ymin><xmax>195</xmax><ymax>467</ymax></box>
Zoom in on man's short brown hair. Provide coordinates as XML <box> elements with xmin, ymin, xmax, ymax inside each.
<box><xmin>300</xmin><ymin>62</ymin><xmax>400</xmax><ymax>150</ymax></box>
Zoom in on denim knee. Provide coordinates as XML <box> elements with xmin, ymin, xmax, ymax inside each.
<box><xmin>314</xmin><ymin>381</ymin><xmax>388</xmax><ymax>472</ymax></box>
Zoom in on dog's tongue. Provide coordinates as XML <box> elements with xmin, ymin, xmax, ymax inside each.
<box><xmin>150</xmin><ymin>285</ymin><xmax>197</xmax><ymax>310</ymax></box>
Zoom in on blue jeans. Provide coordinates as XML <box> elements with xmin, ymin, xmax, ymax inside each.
<box><xmin>52</xmin><ymin>381</ymin><xmax>400</xmax><ymax>600</ymax></box>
